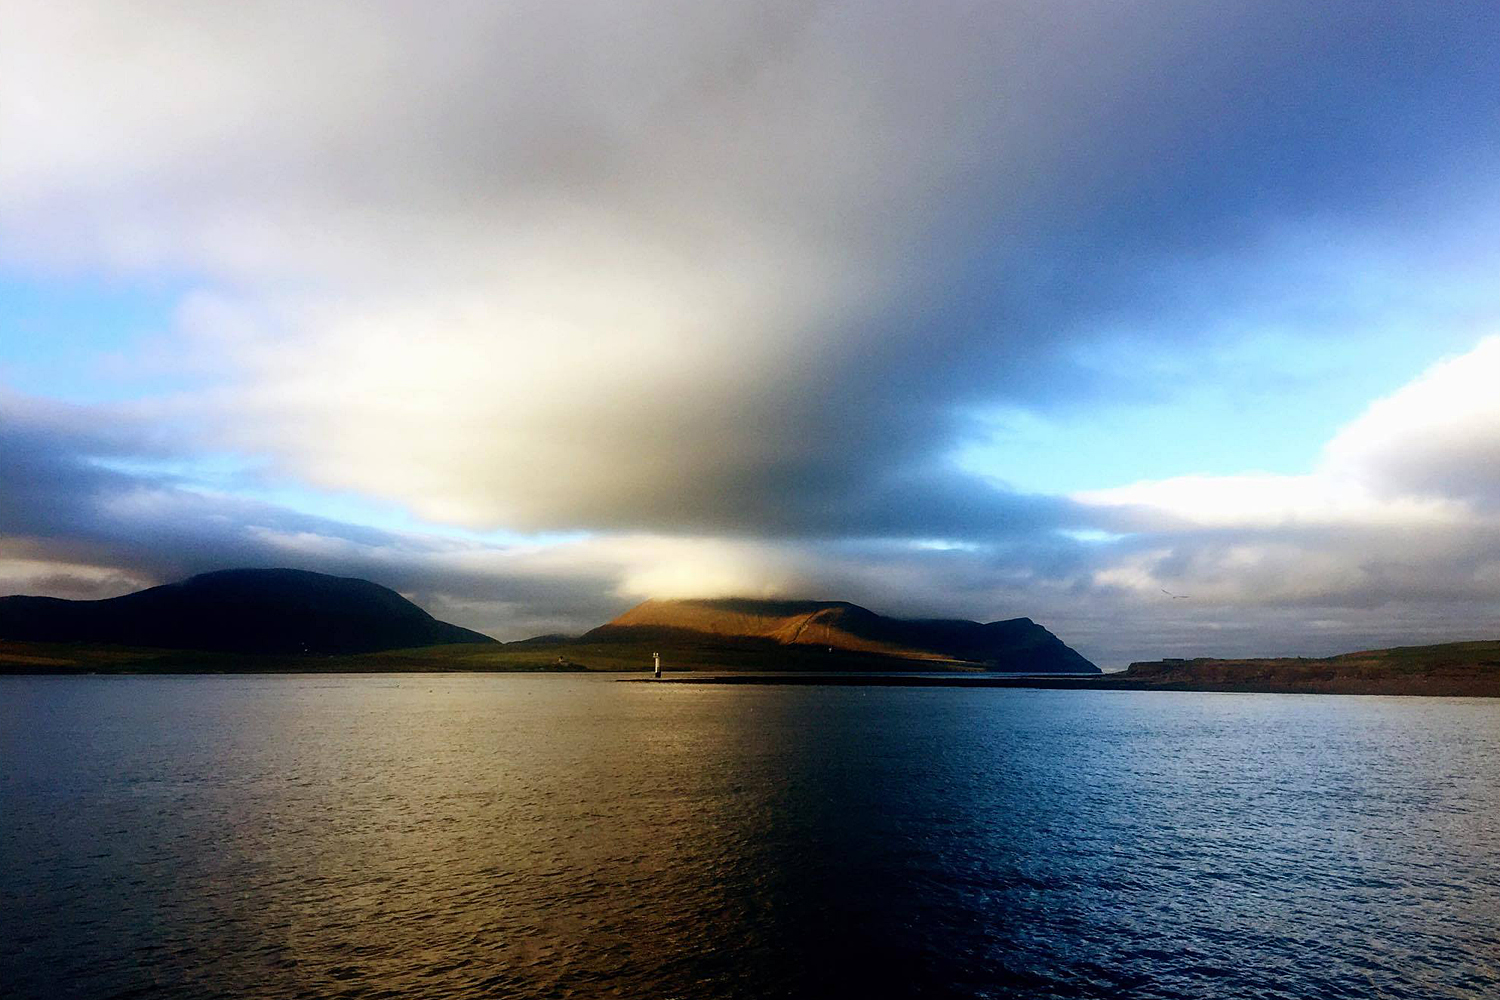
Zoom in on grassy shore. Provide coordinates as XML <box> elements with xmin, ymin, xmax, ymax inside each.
<box><xmin>6</xmin><ymin>637</ymin><xmax>1498</xmax><ymax>695</ymax></box>
<box><xmin>0</xmin><ymin>636</ymin><xmax>977</xmax><ymax>675</ymax></box>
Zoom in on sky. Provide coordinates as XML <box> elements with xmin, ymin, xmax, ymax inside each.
<box><xmin>3</xmin><ymin>1</ymin><xmax>1500</xmax><ymax>667</ymax></box>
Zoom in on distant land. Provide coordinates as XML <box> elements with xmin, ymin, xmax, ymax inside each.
<box><xmin>0</xmin><ymin>568</ymin><xmax>494</xmax><ymax>655</ymax></box>
<box><xmin>3</xmin><ymin>569</ymin><xmax>1498</xmax><ymax>695</ymax></box>
<box><xmin>579</xmin><ymin>598</ymin><xmax>1099</xmax><ymax>673</ymax></box>
<box><xmin>1115</xmin><ymin>643</ymin><xmax>1500</xmax><ymax>697</ymax></box>
<box><xmin>646</xmin><ymin>641</ymin><xmax>1500</xmax><ymax>696</ymax></box>
<box><xmin>0</xmin><ymin>570</ymin><xmax>1096</xmax><ymax>674</ymax></box>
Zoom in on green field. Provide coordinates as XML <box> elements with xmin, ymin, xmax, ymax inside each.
<box><xmin>9</xmin><ymin>636</ymin><xmax>1498</xmax><ymax>695</ymax></box>
<box><xmin>0</xmin><ymin>635</ymin><xmax>974</xmax><ymax>674</ymax></box>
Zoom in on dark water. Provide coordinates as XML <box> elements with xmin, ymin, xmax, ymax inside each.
<box><xmin>3</xmin><ymin>676</ymin><xmax>1498</xmax><ymax>999</ymax></box>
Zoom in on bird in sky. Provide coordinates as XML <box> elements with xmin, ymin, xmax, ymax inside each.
<box><xmin>1161</xmin><ymin>589</ymin><xmax>1190</xmax><ymax>600</ymax></box>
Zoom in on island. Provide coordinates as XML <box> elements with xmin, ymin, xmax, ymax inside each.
<box><xmin>0</xmin><ymin>570</ymin><xmax>1096</xmax><ymax>675</ymax></box>
<box><xmin>4</xmin><ymin>569</ymin><xmax>1498</xmax><ymax>694</ymax></box>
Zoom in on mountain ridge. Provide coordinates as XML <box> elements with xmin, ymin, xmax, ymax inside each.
<box><xmin>0</xmin><ymin>571</ymin><xmax>1097</xmax><ymax>672</ymax></box>
<box><xmin>582</xmin><ymin>597</ymin><xmax>1099</xmax><ymax>673</ymax></box>
<box><xmin>0</xmin><ymin>568</ymin><xmax>495</xmax><ymax>655</ymax></box>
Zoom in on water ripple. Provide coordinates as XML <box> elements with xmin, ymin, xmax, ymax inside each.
<box><xmin>2</xmin><ymin>677</ymin><xmax>1498</xmax><ymax>999</ymax></box>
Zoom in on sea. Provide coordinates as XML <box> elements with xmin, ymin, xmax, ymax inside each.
<box><xmin>2</xmin><ymin>674</ymin><xmax>1497</xmax><ymax>999</ymax></box>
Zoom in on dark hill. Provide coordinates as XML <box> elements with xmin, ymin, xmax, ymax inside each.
<box><xmin>582</xmin><ymin>598</ymin><xmax>1098</xmax><ymax>673</ymax></box>
<box><xmin>0</xmin><ymin>568</ymin><xmax>495</xmax><ymax>655</ymax></box>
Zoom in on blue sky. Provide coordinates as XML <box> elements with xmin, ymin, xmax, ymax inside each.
<box><xmin>4</xmin><ymin>1</ymin><xmax>1500</xmax><ymax>665</ymax></box>
<box><xmin>963</xmin><ymin>329</ymin><xmax>1487</xmax><ymax>495</ymax></box>
<box><xmin>0</xmin><ymin>272</ymin><xmax>196</xmax><ymax>401</ymax></box>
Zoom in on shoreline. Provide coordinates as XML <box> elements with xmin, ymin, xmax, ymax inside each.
<box><xmin>621</xmin><ymin>673</ymin><xmax>1116</xmax><ymax>688</ymax></box>
<box><xmin>620</xmin><ymin>673</ymin><xmax>1500</xmax><ymax>696</ymax></box>
<box><xmin>1</xmin><ymin>668</ymin><xmax>1495</xmax><ymax>696</ymax></box>
<box><xmin>4</xmin><ymin>636</ymin><xmax>1496</xmax><ymax>697</ymax></box>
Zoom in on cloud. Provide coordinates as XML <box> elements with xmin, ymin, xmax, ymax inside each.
<box><xmin>8</xmin><ymin>2</ymin><xmax>1500</xmax><ymax>541</ymax></box>
<box><xmin>1075</xmin><ymin>337</ymin><xmax>1500</xmax><ymax>627</ymax></box>
<box><xmin>0</xmin><ymin>394</ymin><xmax>1065</xmax><ymax>632</ymax></box>
<box><xmin>1</xmin><ymin>393</ymin><xmax>1114</xmax><ymax>647</ymax></box>
<box><xmin>1323</xmin><ymin>336</ymin><xmax>1500</xmax><ymax>509</ymax></box>
<box><xmin>0</xmin><ymin>398</ymin><xmax>610</xmax><ymax>636</ymax></box>
<box><xmin>1079</xmin><ymin>336</ymin><xmax>1500</xmax><ymax>527</ymax></box>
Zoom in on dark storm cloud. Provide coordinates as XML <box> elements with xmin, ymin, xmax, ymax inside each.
<box><xmin>7</xmin><ymin>1</ymin><xmax>1500</xmax><ymax>539</ymax></box>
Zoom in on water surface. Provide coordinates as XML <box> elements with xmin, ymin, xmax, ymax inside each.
<box><xmin>3</xmin><ymin>675</ymin><xmax>1497</xmax><ymax>998</ymax></box>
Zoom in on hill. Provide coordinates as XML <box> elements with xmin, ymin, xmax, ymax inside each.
<box><xmin>1120</xmin><ymin>640</ymin><xmax>1500</xmax><ymax>696</ymax></box>
<box><xmin>0</xmin><ymin>586</ymin><xmax>1092</xmax><ymax>674</ymax></box>
<box><xmin>578</xmin><ymin>598</ymin><xmax>1099</xmax><ymax>673</ymax></box>
<box><xmin>0</xmin><ymin>568</ymin><xmax>495</xmax><ymax>655</ymax></box>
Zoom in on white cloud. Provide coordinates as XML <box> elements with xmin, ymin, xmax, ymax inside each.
<box><xmin>1075</xmin><ymin>335</ymin><xmax>1500</xmax><ymax>610</ymax></box>
<box><xmin>1080</xmin><ymin>335</ymin><xmax>1500</xmax><ymax>526</ymax></box>
<box><xmin>1076</xmin><ymin>473</ymin><xmax>1467</xmax><ymax>529</ymax></box>
<box><xmin>1324</xmin><ymin>335</ymin><xmax>1500</xmax><ymax>507</ymax></box>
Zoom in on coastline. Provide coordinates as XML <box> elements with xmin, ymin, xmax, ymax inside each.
<box><xmin>5</xmin><ymin>638</ymin><xmax>1497</xmax><ymax>696</ymax></box>
<box><xmin>622</xmin><ymin>671</ymin><xmax>1500</xmax><ymax>696</ymax></box>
